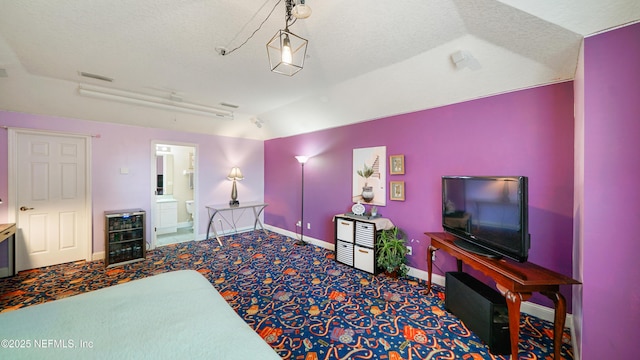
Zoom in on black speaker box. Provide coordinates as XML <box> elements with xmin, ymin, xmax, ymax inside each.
<box><xmin>445</xmin><ymin>272</ymin><xmax>511</xmax><ymax>355</ymax></box>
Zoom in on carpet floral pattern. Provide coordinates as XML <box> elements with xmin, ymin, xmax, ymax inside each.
<box><xmin>0</xmin><ymin>231</ymin><xmax>574</xmax><ymax>359</ymax></box>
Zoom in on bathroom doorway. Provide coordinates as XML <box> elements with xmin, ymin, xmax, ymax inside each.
<box><xmin>151</xmin><ymin>142</ymin><xmax>197</xmax><ymax>248</ymax></box>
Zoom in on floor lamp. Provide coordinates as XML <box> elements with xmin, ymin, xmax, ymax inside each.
<box><xmin>295</xmin><ymin>155</ymin><xmax>309</xmax><ymax>245</ymax></box>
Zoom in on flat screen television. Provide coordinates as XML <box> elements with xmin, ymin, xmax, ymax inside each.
<box><xmin>442</xmin><ymin>176</ymin><xmax>530</xmax><ymax>262</ymax></box>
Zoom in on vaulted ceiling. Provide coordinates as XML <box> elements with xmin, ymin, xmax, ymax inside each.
<box><xmin>0</xmin><ymin>0</ymin><xmax>638</xmax><ymax>140</ymax></box>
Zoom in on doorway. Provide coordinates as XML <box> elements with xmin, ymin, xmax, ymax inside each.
<box><xmin>151</xmin><ymin>142</ymin><xmax>197</xmax><ymax>248</ymax></box>
<box><xmin>9</xmin><ymin>129</ymin><xmax>91</xmax><ymax>271</ymax></box>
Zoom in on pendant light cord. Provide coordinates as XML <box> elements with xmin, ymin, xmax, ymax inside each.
<box><xmin>220</xmin><ymin>0</ymin><xmax>283</xmax><ymax>56</ymax></box>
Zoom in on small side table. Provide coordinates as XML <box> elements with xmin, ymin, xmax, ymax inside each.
<box><xmin>0</xmin><ymin>223</ymin><xmax>16</xmax><ymax>278</ymax></box>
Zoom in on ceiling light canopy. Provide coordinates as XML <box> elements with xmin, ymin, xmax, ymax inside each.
<box><xmin>292</xmin><ymin>0</ymin><xmax>312</xmax><ymax>19</ymax></box>
<box><xmin>266</xmin><ymin>0</ymin><xmax>310</xmax><ymax>76</ymax></box>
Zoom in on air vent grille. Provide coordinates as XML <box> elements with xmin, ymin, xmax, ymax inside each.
<box><xmin>79</xmin><ymin>71</ymin><xmax>113</xmax><ymax>82</ymax></box>
<box><xmin>219</xmin><ymin>102</ymin><xmax>239</xmax><ymax>109</ymax></box>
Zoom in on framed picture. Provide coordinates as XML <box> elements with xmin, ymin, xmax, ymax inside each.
<box><xmin>389</xmin><ymin>154</ymin><xmax>404</xmax><ymax>175</ymax></box>
<box><xmin>353</xmin><ymin>146</ymin><xmax>387</xmax><ymax>206</ymax></box>
<box><xmin>390</xmin><ymin>181</ymin><xmax>405</xmax><ymax>201</ymax></box>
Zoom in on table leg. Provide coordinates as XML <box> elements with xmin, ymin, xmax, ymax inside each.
<box><xmin>210</xmin><ymin>225</ymin><xmax>223</xmax><ymax>247</ymax></box>
<box><xmin>427</xmin><ymin>245</ymin><xmax>436</xmax><ymax>292</ymax></box>
<box><xmin>503</xmin><ymin>290</ymin><xmax>530</xmax><ymax>359</ymax></box>
<box><xmin>252</xmin><ymin>205</ymin><xmax>269</xmax><ymax>236</ymax></box>
<box><xmin>206</xmin><ymin>210</ymin><xmax>223</xmax><ymax>247</ymax></box>
<box><xmin>542</xmin><ymin>291</ymin><xmax>567</xmax><ymax>359</ymax></box>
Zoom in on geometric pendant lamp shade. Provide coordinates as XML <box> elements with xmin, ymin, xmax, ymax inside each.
<box><xmin>267</xmin><ymin>29</ymin><xmax>308</xmax><ymax>76</ymax></box>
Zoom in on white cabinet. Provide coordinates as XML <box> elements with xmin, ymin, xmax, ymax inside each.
<box><xmin>157</xmin><ymin>200</ymin><xmax>178</xmax><ymax>235</ymax></box>
<box><xmin>335</xmin><ymin>216</ymin><xmax>386</xmax><ymax>274</ymax></box>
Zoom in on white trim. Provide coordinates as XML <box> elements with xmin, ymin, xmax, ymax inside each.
<box><xmin>264</xmin><ymin>224</ymin><xmax>333</xmax><ymax>250</ymax></box>
<box><xmin>149</xmin><ymin>141</ymin><xmax>199</xmax><ymax>251</ymax></box>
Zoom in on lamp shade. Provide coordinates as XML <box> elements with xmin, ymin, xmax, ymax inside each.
<box><xmin>227</xmin><ymin>167</ymin><xmax>244</xmax><ymax>180</ymax></box>
<box><xmin>267</xmin><ymin>29</ymin><xmax>308</xmax><ymax>76</ymax></box>
<box><xmin>295</xmin><ymin>155</ymin><xmax>309</xmax><ymax>164</ymax></box>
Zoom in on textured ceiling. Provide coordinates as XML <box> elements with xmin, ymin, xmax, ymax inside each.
<box><xmin>0</xmin><ymin>0</ymin><xmax>639</xmax><ymax>140</ymax></box>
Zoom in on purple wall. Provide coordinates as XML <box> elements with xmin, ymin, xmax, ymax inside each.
<box><xmin>0</xmin><ymin>111</ymin><xmax>264</xmax><ymax>257</ymax></box>
<box><xmin>265</xmin><ymin>82</ymin><xmax>575</xmax><ymax>309</ymax></box>
<box><xmin>582</xmin><ymin>22</ymin><xmax>640</xmax><ymax>359</ymax></box>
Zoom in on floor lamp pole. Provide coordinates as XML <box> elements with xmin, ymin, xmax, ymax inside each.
<box><xmin>297</xmin><ymin>162</ymin><xmax>306</xmax><ymax>245</ymax></box>
<box><xmin>294</xmin><ymin>155</ymin><xmax>309</xmax><ymax>246</ymax></box>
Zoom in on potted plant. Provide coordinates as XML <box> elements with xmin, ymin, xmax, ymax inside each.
<box><xmin>376</xmin><ymin>227</ymin><xmax>409</xmax><ymax>277</ymax></box>
<box><xmin>356</xmin><ymin>163</ymin><xmax>375</xmax><ymax>202</ymax></box>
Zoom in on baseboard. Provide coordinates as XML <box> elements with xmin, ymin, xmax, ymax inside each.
<box><xmin>92</xmin><ymin>251</ymin><xmax>105</xmax><ymax>261</ymax></box>
<box><xmin>264</xmin><ymin>225</ymin><xmax>333</xmax><ymax>251</ymax></box>
<box><xmin>0</xmin><ymin>267</ymin><xmax>9</xmax><ymax>278</ymax></box>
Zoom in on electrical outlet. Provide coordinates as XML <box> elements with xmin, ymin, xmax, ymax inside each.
<box><xmin>296</xmin><ymin>220</ymin><xmax>301</xmax><ymax>227</ymax></box>
<box><xmin>307</xmin><ymin>223</ymin><xmax>311</xmax><ymax>230</ymax></box>
<box><xmin>406</xmin><ymin>246</ymin><xmax>412</xmax><ymax>256</ymax></box>
<box><xmin>431</xmin><ymin>252</ymin><xmax>436</xmax><ymax>261</ymax></box>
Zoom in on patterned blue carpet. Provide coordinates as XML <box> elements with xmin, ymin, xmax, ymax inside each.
<box><xmin>0</xmin><ymin>231</ymin><xmax>574</xmax><ymax>359</ymax></box>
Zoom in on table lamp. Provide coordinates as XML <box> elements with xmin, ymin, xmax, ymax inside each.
<box><xmin>228</xmin><ymin>167</ymin><xmax>244</xmax><ymax>206</ymax></box>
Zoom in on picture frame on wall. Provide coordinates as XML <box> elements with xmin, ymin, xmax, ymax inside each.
<box><xmin>353</xmin><ymin>146</ymin><xmax>387</xmax><ymax>206</ymax></box>
<box><xmin>389</xmin><ymin>154</ymin><xmax>405</xmax><ymax>175</ymax></box>
<box><xmin>390</xmin><ymin>181</ymin><xmax>405</xmax><ymax>201</ymax></box>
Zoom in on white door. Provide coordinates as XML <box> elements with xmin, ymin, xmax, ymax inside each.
<box><xmin>12</xmin><ymin>130</ymin><xmax>90</xmax><ymax>271</ymax></box>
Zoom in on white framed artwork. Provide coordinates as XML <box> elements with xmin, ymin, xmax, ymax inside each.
<box><xmin>352</xmin><ymin>146</ymin><xmax>386</xmax><ymax>206</ymax></box>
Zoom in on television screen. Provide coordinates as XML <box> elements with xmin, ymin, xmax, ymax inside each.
<box><xmin>442</xmin><ymin>176</ymin><xmax>529</xmax><ymax>262</ymax></box>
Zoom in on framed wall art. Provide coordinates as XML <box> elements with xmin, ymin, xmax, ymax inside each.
<box><xmin>389</xmin><ymin>154</ymin><xmax>405</xmax><ymax>175</ymax></box>
<box><xmin>353</xmin><ymin>146</ymin><xmax>387</xmax><ymax>206</ymax></box>
<box><xmin>390</xmin><ymin>181</ymin><xmax>405</xmax><ymax>201</ymax></box>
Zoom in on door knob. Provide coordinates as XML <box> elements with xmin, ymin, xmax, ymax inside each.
<box><xmin>20</xmin><ymin>206</ymin><xmax>34</xmax><ymax>211</ymax></box>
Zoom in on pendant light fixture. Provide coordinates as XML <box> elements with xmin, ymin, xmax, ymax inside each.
<box><xmin>266</xmin><ymin>0</ymin><xmax>310</xmax><ymax>76</ymax></box>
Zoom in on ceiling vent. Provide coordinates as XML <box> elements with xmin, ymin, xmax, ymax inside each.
<box><xmin>219</xmin><ymin>102</ymin><xmax>239</xmax><ymax>109</ymax></box>
<box><xmin>78</xmin><ymin>71</ymin><xmax>113</xmax><ymax>82</ymax></box>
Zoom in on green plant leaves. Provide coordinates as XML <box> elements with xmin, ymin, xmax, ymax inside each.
<box><xmin>376</xmin><ymin>227</ymin><xmax>409</xmax><ymax>277</ymax></box>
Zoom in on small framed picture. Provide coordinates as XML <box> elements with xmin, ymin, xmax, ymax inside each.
<box><xmin>390</xmin><ymin>181</ymin><xmax>405</xmax><ymax>201</ymax></box>
<box><xmin>389</xmin><ymin>154</ymin><xmax>405</xmax><ymax>175</ymax></box>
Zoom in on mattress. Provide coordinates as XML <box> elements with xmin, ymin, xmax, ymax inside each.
<box><xmin>0</xmin><ymin>270</ymin><xmax>280</xmax><ymax>359</ymax></box>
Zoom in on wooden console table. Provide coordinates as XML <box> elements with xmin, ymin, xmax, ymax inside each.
<box><xmin>425</xmin><ymin>232</ymin><xmax>580</xmax><ymax>359</ymax></box>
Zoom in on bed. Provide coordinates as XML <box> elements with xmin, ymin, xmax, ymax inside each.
<box><xmin>0</xmin><ymin>270</ymin><xmax>281</xmax><ymax>359</ymax></box>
